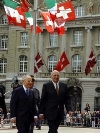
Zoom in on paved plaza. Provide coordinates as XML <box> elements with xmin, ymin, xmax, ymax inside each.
<box><xmin>0</xmin><ymin>126</ymin><xmax>100</xmax><ymax>133</ymax></box>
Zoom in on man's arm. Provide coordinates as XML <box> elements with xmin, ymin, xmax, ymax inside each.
<box><xmin>39</xmin><ymin>84</ymin><xmax>47</xmax><ymax>120</ymax></box>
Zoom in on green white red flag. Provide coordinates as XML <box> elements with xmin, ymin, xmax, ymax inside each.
<box><xmin>2</xmin><ymin>0</ymin><xmax>26</xmax><ymax>28</ymax></box>
<box><xmin>25</xmin><ymin>12</ymin><xmax>42</xmax><ymax>33</ymax></box>
<box><xmin>45</xmin><ymin>0</ymin><xmax>57</xmax><ymax>21</ymax></box>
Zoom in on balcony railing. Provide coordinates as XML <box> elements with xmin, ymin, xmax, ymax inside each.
<box><xmin>40</xmin><ymin>72</ymin><xmax>100</xmax><ymax>78</ymax></box>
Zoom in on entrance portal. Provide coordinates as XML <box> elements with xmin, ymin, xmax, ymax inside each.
<box><xmin>68</xmin><ymin>86</ymin><xmax>82</xmax><ymax>111</ymax></box>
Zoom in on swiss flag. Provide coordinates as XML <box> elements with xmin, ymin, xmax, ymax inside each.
<box><xmin>55</xmin><ymin>51</ymin><xmax>69</xmax><ymax>72</ymax></box>
<box><xmin>85</xmin><ymin>51</ymin><xmax>96</xmax><ymax>75</ymax></box>
<box><xmin>20</xmin><ymin>0</ymin><xmax>30</xmax><ymax>12</ymax></box>
<box><xmin>54</xmin><ymin>17</ymin><xmax>65</xmax><ymax>35</ymax></box>
<box><xmin>41</xmin><ymin>12</ymin><xmax>54</xmax><ymax>33</ymax></box>
<box><xmin>13</xmin><ymin>7</ymin><xmax>26</xmax><ymax>28</ymax></box>
<box><xmin>57</xmin><ymin>1</ymin><xmax>76</xmax><ymax>22</ymax></box>
<box><xmin>34</xmin><ymin>52</ymin><xmax>44</xmax><ymax>74</ymax></box>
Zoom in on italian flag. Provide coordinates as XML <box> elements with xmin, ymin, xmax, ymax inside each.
<box><xmin>25</xmin><ymin>12</ymin><xmax>42</xmax><ymax>33</ymax></box>
<box><xmin>45</xmin><ymin>0</ymin><xmax>57</xmax><ymax>21</ymax></box>
<box><xmin>2</xmin><ymin>0</ymin><xmax>26</xmax><ymax>28</ymax></box>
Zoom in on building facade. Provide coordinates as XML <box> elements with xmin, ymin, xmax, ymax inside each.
<box><xmin>0</xmin><ymin>0</ymin><xmax>100</xmax><ymax>111</ymax></box>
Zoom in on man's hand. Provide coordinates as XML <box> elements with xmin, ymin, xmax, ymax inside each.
<box><xmin>11</xmin><ymin>117</ymin><xmax>16</xmax><ymax>123</ymax></box>
<box><xmin>39</xmin><ymin>114</ymin><xmax>44</xmax><ymax>120</ymax></box>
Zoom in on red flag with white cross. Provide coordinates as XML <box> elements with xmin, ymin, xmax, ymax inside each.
<box><xmin>85</xmin><ymin>51</ymin><xmax>96</xmax><ymax>75</ymax></box>
<box><xmin>57</xmin><ymin>1</ymin><xmax>76</xmax><ymax>22</ymax></box>
<box><xmin>41</xmin><ymin>12</ymin><xmax>54</xmax><ymax>33</ymax></box>
<box><xmin>34</xmin><ymin>52</ymin><xmax>44</xmax><ymax>74</ymax></box>
<box><xmin>55</xmin><ymin>51</ymin><xmax>70</xmax><ymax>72</ymax></box>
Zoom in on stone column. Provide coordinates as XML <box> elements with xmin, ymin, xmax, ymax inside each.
<box><xmin>61</xmin><ymin>30</ymin><xmax>67</xmax><ymax>53</ymax></box>
<box><xmin>85</xmin><ymin>26</ymin><xmax>92</xmax><ymax>63</ymax></box>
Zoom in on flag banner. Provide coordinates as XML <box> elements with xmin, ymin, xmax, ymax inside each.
<box><xmin>3</xmin><ymin>0</ymin><xmax>26</xmax><ymax>28</ymax></box>
<box><xmin>41</xmin><ymin>12</ymin><xmax>54</xmax><ymax>33</ymax></box>
<box><xmin>57</xmin><ymin>1</ymin><xmax>76</xmax><ymax>22</ymax></box>
<box><xmin>20</xmin><ymin>0</ymin><xmax>30</xmax><ymax>12</ymax></box>
<box><xmin>55</xmin><ymin>51</ymin><xmax>69</xmax><ymax>72</ymax></box>
<box><xmin>85</xmin><ymin>51</ymin><xmax>96</xmax><ymax>75</ymax></box>
<box><xmin>34</xmin><ymin>52</ymin><xmax>44</xmax><ymax>74</ymax></box>
<box><xmin>25</xmin><ymin>12</ymin><xmax>42</xmax><ymax>33</ymax></box>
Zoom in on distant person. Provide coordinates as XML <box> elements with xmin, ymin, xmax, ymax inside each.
<box><xmin>84</xmin><ymin>103</ymin><xmax>90</xmax><ymax>112</ymax></box>
<box><xmin>11</xmin><ymin>76</ymin><xmax>21</xmax><ymax>90</ymax></box>
<box><xmin>0</xmin><ymin>83</ymin><xmax>7</xmax><ymax>119</ymax></box>
<box><xmin>10</xmin><ymin>75</ymin><xmax>37</xmax><ymax>133</ymax></box>
<box><xmin>39</xmin><ymin>70</ymin><xmax>70</xmax><ymax>133</ymax></box>
<box><xmin>29</xmin><ymin>75</ymin><xmax>41</xmax><ymax>133</ymax></box>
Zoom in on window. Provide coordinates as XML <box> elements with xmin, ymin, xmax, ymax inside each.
<box><xmin>98</xmin><ymin>5</ymin><xmax>100</xmax><ymax>14</ymax></box>
<box><xmin>19</xmin><ymin>55</ymin><xmax>28</xmax><ymax>72</ymax></box>
<box><xmin>48</xmin><ymin>55</ymin><xmax>57</xmax><ymax>72</ymax></box>
<box><xmin>73</xmin><ymin>30</ymin><xmax>82</xmax><ymax>45</ymax></box>
<box><xmin>97</xmin><ymin>55</ymin><xmax>100</xmax><ymax>73</ymax></box>
<box><xmin>98</xmin><ymin>30</ymin><xmax>100</xmax><ymax>44</ymax></box>
<box><xmin>0</xmin><ymin>58</ymin><xmax>7</xmax><ymax>73</ymax></box>
<box><xmin>72</xmin><ymin>54</ymin><xmax>82</xmax><ymax>73</ymax></box>
<box><xmin>0</xmin><ymin>35</ymin><xmax>8</xmax><ymax>49</ymax></box>
<box><xmin>20</xmin><ymin>32</ymin><xmax>28</xmax><ymax>46</ymax></box>
<box><xmin>49</xmin><ymin>32</ymin><xmax>58</xmax><ymax>46</ymax></box>
<box><xmin>0</xmin><ymin>15</ymin><xmax>8</xmax><ymax>24</ymax></box>
<box><xmin>75</xmin><ymin>6</ymin><xmax>85</xmax><ymax>17</ymax></box>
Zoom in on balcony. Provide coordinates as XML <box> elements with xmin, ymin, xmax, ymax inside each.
<box><xmin>40</xmin><ymin>72</ymin><xmax>100</xmax><ymax>78</ymax></box>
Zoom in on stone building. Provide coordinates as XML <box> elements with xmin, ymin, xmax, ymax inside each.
<box><xmin>0</xmin><ymin>0</ymin><xmax>100</xmax><ymax>111</ymax></box>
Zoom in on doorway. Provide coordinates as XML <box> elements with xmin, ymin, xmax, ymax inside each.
<box><xmin>94</xmin><ymin>97</ymin><xmax>100</xmax><ymax>111</ymax></box>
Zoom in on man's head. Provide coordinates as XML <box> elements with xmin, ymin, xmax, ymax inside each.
<box><xmin>22</xmin><ymin>75</ymin><xmax>32</xmax><ymax>89</ymax></box>
<box><xmin>51</xmin><ymin>70</ymin><xmax>59</xmax><ymax>83</ymax></box>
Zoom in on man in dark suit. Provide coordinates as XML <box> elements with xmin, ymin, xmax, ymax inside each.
<box><xmin>39</xmin><ymin>70</ymin><xmax>70</xmax><ymax>133</ymax></box>
<box><xmin>10</xmin><ymin>75</ymin><xmax>37</xmax><ymax>133</ymax></box>
<box><xmin>0</xmin><ymin>84</ymin><xmax>7</xmax><ymax>119</ymax></box>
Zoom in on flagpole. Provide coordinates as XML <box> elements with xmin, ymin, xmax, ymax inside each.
<box><xmin>30</xmin><ymin>0</ymin><xmax>37</xmax><ymax>75</ymax></box>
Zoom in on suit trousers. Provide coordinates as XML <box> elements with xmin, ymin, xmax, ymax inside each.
<box><xmin>16</xmin><ymin>117</ymin><xmax>31</xmax><ymax>133</ymax></box>
<box><xmin>47</xmin><ymin>109</ymin><xmax>62</xmax><ymax>133</ymax></box>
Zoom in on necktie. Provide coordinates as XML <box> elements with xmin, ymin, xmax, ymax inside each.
<box><xmin>26</xmin><ymin>89</ymin><xmax>29</xmax><ymax>96</ymax></box>
<box><xmin>56</xmin><ymin>83</ymin><xmax>59</xmax><ymax>95</ymax></box>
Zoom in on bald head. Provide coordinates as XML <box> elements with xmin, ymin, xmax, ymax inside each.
<box><xmin>51</xmin><ymin>70</ymin><xmax>59</xmax><ymax>83</ymax></box>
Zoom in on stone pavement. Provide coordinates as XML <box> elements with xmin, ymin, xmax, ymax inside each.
<box><xmin>0</xmin><ymin>125</ymin><xmax>100</xmax><ymax>133</ymax></box>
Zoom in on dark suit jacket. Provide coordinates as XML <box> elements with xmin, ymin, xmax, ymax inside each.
<box><xmin>39</xmin><ymin>81</ymin><xmax>70</xmax><ymax>120</ymax></box>
<box><xmin>10</xmin><ymin>86</ymin><xmax>37</xmax><ymax>122</ymax></box>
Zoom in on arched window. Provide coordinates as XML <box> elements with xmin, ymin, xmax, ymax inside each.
<box><xmin>48</xmin><ymin>55</ymin><xmax>57</xmax><ymax>72</ymax></box>
<box><xmin>72</xmin><ymin>54</ymin><xmax>82</xmax><ymax>73</ymax></box>
<box><xmin>75</xmin><ymin>6</ymin><xmax>85</xmax><ymax>17</ymax></box>
<box><xmin>0</xmin><ymin>15</ymin><xmax>8</xmax><ymax>24</ymax></box>
<box><xmin>97</xmin><ymin>54</ymin><xmax>100</xmax><ymax>73</ymax></box>
<box><xmin>0</xmin><ymin>58</ymin><xmax>7</xmax><ymax>73</ymax></box>
<box><xmin>19</xmin><ymin>55</ymin><xmax>28</xmax><ymax>73</ymax></box>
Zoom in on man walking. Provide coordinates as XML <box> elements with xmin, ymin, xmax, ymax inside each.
<box><xmin>10</xmin><ymin>75</ymin><xmax>37</xmax><ymax>133</ymax></box>
<box><xmin>39</xmin><ymin>70</ymin><xmax>70</xmax><ymax>133</ymax></box>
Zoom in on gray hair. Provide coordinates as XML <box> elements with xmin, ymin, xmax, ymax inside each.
<box><xmin>51</xmin><ymin>70</ymin><xmax>59</xmax><ymax>76</ymax></box>
<box><xmin>22</xmin><ymin>75</ymin><xmax>31</xmax><ymax>82</ymax></box>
